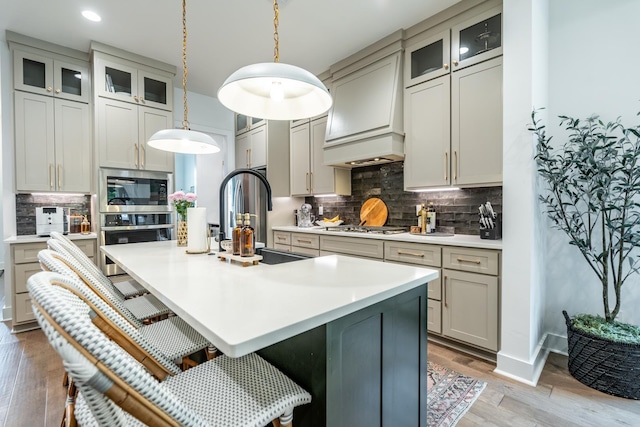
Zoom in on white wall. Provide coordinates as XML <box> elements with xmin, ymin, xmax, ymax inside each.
<box><xmin>543</xmin><ymin>0</ymin><xmax>640</xmax><ymax>343</ymax></box>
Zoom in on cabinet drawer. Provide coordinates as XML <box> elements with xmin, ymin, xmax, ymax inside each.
<box><xmin>442</xmin><ymin>247</ymin><xmax>499</xmax><ymax>276</ymax></box>
<box><xmin>14</xmin><ymin>292</ymin><xmax>36</xmax><ymax>324</ymax></box>
<box><xmin>320</xmin><ymin>235</ymin><xmax>384</xmax><ymax>259</ymax></box>
<box><xmin>386</xmin><ymin>260</ymin><xmax>442</xmax><ymax>300</ymax></box>
<box><xmin>273</xmin><ymin>243</ymin><xmax>292</xmax><ymax>252</ymax></box>
<box><xmin>273</xmin><ymin>231</ymin><xmax>292</xmax><ymax>245</ymax></box>
<box><xmin>13</xmin><ymin>242</ymin><xmax>47</xmax><ymax>264</ymax></box>
<box><xmin>291</xmin><ymin>233</ymin><xmax>320</xmax><ymax>249</ymax></box>
<box><xmin>14</xmin><ymin>262</ymin><xmax>43</xmax><ymax>294</ymax></box>
<box><xmin>291</xmin><ymin>246</ymin><xmax>320</xmax><ymax>257</ymax></box>
<box><xmin>427</xmin><ymin>299</ymin><xmax>442</xmax><ymax>334</ymax></box>
<box><xmin>384</xmin><ymin>241</ymin><xmax>441</xmax><ymax>267</ymax></box>
<box><xmin>73</xmin><ymin>238</ymin><xmax>97</xmax><ymax>258</ymax></box>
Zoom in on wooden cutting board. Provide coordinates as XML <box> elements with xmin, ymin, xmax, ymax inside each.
<box><xmin>359</xmin><ymin>197</ymin><xmax>388</xmax><ymax>226</ymax></box>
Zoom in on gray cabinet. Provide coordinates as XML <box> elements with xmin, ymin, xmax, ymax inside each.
<box><xmin>290</xmin><ymin>117</ymin><xmax>351</xmax><ymax>197</ymax></box>
<box><xmin>14</xmin><ymin>91</ymin><xmax>91</xmax><ymax>193</ymax></box>
<box><xmin>235</xmin><ymin>113</ymin><xmax>265</xmax><ymax>136</ymax></box>
<box><xmin>404</xmin><ymin>5</ymin><xmax>503</xmax><ymax>190</ymax></box>
<box><xmin>96</xmin><ymin>97</ymin><xmax>174</xmax><ymax>172</ymax></box>
<box><xmin>235</xmin><ymin>122</ymin><xmax>266</xmax><ymax>169</ymax></box>
<box><xmin>441</xmin><ymin>246</ymin><xmax>500</xmax><ymax>351</ymax></box>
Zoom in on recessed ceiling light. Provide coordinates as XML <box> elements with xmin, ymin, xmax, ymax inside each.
<box><xmin>82</xmin><ymin>10</ymin><xmax>101</xmax><ymax>22</ymax></box>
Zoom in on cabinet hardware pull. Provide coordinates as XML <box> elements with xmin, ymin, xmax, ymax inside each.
<box><xmin>57</xmin><ymin>164</ymin><xmax>62</xmax><ymax>188</ymax></box>
<box><xmin>133</xmin><ymin>95</ymin><xmax>139</xmax><ymax>102</ymax></box>
<box><xmin>397</xmin><ymin>250</ymin><xmax>425</xmax><ymax>257</ymax></box>
<box><xmin>457</xmin><ymin>257</ymin><xmax>481</xmax><ymax>264</ymax></box>
<box><xmin>49</xmin><ymin>164</ymin><xmax>53</xmax><ymax>188</ymax></box>
<box><xmin>443</xmin><ymin>63</ymin><xmax>449</xmax><ymax>70</ymax></box>
<box><xmin>246</xmin><ymin>149</ymin><xmax>249</xmax><ymax>167</ymax></box>
<box><xmin>55</xmin><ymin>88</ymin><xmax>61</xmax><ymax>94</ymax></box>
<box><xmin>454</xmin><ymin>150</ymin><xmax>458</xmax><ymax>181</ymax></box>
<box><xmin>248</xmin><ymin>148</ymin><xmax>251</xmax><ymax>167</ymax></box>
<box><xmin>444</xmin><ymin>276</ymin><xmax>448</xmax><ymax>307</ymax></box>
<box><xmin>277</xmin><ymin>236</ymin><xmax>286</xmax><ymax>240</ymax></box>
<box><xmin>134</xmin><ymin>144</ymin><xmax>139</xmax><ymax>167</ymax></box>
<box><xmin>46</xmin><ymin>86</ymin><xmax>52</xmax><ymax>92</ymax></box>
<box><xmin>444</xmin><ymin>152</ymin><xmax>448</xmax><ymax>181</ymax></box>
<box><xmin>306</xmin><ymin>172</ymin><xmax>310</xmax><ymax>192</ymax></box>
<box><xmin>453</xmin><ymin>60</ymin><xmax>459</xmax><ymax>66</ymax></box>
<box><xmin>140</xmin><ymin>96</ymin><xmax>145</xmax><ymax>103</ymax></box>
<box><xmin>310</xmin><ymin>172</ymin><xmax>313</xmax><ymax>192</ymax></box>
<box><xmin>140</xmin><ymin>144</ymin><xmax>145</xmax><ymax>169</ymax></box>
<box><xmin>298</xmin><ymin>239</ymin><xmax>312</xmax><ymax>244</ymax></box>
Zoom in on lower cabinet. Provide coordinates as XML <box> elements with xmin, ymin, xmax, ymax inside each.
<box><xmin>271</xmin><ymin>231</ymin><xmax>320</xmax><ymax>256</ymax></box>
<box><xmin>10</xmin><ymin>238</ymin><xmax>97</xmax><ymax>331</ymax></box>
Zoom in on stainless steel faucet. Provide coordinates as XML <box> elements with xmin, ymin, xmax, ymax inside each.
<box><xmin>218</xmin><ymin>168</ymin><xmax>273</xmax><ymax>252</ymax></box>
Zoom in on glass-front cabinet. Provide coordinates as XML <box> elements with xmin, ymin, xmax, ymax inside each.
<box><xmin>404</xmin><ymin>30</ymin><xmax>450</xmax><ymax>87</ymax></box>
<box><xmin>235</xmin><ymin>113</ymin><xmax>265</xmax><ymax>136</ymax></box>
<box><xmin>94</xmin><ymin>56</ymin><xmax>173</xmax><ymax>111</ymax></box>
<box><xmin>13</xmin><ymin>49</ymin><xmax>90</xmax><ymax>103</ymax></box>
<box><xmin>451</xmin><ymin>7</ymin><xmax>502</xmax><ymax>71</ymax></box>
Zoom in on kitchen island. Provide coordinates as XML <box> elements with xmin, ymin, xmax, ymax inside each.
<box><xmin>101</xmin><ymin>240</ymin><xmax>437</xmax><ymax>427</ymax></box>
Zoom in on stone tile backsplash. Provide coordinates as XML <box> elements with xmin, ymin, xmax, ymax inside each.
<box><xmin>304</xmin><ymin>161</ymin><xmax>502</xmax><ymax>235</ymax></box>
<box><xmin>16</xmin><ymin>194</ymin><xmax>92</xmax><ymax>235</ymax></box>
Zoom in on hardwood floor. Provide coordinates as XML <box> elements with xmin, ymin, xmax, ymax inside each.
<box><xmin>1</xmin><ymin>319</ymin><xmax>638</xmax><ymax>426</ymax></box>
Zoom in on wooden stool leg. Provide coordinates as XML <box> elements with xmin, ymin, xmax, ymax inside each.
<box><xmin>205</xmin><ymin>346</ymin><xmax>218</xmax><ymax>360</ymax></box>
<box><xmin>272</xmin><ymin>408</ymin><xmax>294</xmax><ymax>427</ymax></box>
<box><xmin>62</xmin><ymin>371</ymin><xmax>69</xmax><ymax>387</ymax></box>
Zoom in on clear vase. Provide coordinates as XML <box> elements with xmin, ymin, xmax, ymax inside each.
<box><xmin>177</xmin><ymin>217</ymin><xmax>188</xmax><ymax>247</ymax></box>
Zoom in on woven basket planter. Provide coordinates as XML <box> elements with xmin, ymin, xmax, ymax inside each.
<box><xmin>563</xmin><ymin>310</ymin><xmax>640</xmax><ymax>399</ymax></box>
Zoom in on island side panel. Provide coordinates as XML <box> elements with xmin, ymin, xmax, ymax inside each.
<box><xmin>327</xmin><ymin>284</ymin><xmax>428</xmax><ymax>427</ymax></box>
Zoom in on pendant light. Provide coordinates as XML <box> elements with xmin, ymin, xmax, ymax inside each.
<box><xmin>217</xmin><ymin>0</ymin><xmax>332</xmax><ymax>121</ymax></box>
<box><xmin>148</xmin><ymin>0</ymin><xmax>220</xmax><ymax>154</ymax></box>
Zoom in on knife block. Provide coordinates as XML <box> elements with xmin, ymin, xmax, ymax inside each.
<box><xmin>480</xmin><ymin>217</ymin><xmax>502</xmax><ymax>240</ymax></box>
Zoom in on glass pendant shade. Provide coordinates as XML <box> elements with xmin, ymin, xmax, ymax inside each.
<box><xmin>217</xmin><ymin>62</ymin><xmax>333</xmax><ymax>121</ymax></box>
<box><xmin>148</xmin><ymin>128</ymin><xmax>220</xmax><ymax>154</ymax></box>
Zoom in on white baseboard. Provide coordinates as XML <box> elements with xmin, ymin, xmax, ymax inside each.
<box><xmin>544</xmin><ymin>332</ymin><xmax>568</xmax><ymax>355</ymax></box>
<box><xmin>2</xmin><ymin>304</ymin><xmax>11</xmax><ymax>322</ymax></box>
<box><xmin>495</xmin><ymin>333</ymin><xmax>550</xmax><ymax>386</ymax></box>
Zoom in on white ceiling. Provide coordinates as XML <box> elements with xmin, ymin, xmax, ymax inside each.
<box><xmin>0</xmin><ymin>0</ymin><xmax>461</xmax><ymax>98</ymax></box>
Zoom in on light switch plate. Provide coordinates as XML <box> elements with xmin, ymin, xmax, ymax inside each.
<box><xmin>415</xmin><ymin>205</ymin><xmax>421</xmax><ymax>216</ymax></box>
<box><xmin>319</xmin><ymin>206</ymin><xmax>324</xmax><ymax>216</ymax></box>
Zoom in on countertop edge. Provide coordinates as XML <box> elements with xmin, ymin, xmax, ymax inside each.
<box><xmin>4</xmin><ymin>233</ymin><xmax>98</xmax><ymax>244</ymax></box>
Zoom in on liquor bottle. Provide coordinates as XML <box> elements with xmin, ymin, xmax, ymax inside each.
<box><xmin>427</xmin><ymin>202</ymin><xmax>436</xmax><ymax>233</ymax></box>
<box><xmin>232</xmin><ymin>213</ymin><xmax>243</xmax><ymax>255</ymax></box>
<box><xmin>240</xmin><ymin>213</ymin><xmax>255</xmax><ymax>257</ymax></box>
<box><xmin>80</xmin><ymin>215</ymin><xmax>91</xmax><ymax>234</ymax></box>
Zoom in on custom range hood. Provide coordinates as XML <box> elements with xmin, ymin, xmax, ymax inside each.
<box><xmin>323</xmin><ymin>31</ymin><xmax>404</xmax><ymax>168</ymax></box>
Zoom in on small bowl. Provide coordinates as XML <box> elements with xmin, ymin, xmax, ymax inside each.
<box><xmin>220</xmin><ymin>240</ymin><xmax>233</xmax><ymax>251</ymax></box>
<box><xmin>316</xmin><ymin>220</ymin><xmax>344</xmax><ymax>227</ymax></box>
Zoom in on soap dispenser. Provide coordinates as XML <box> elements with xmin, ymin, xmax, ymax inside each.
<box><xmin>232</xmin><ymin>213</ymin><xmax>243</xmax><ymax>255</ymax></box>
<box><xmin>80</xmin><ymin>215</ymin><xmax>91</xmax><ymax>235</ymax></box>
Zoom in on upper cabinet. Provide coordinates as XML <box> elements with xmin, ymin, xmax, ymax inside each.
<box><xmin>8</xmin><ymin>32</ymin><xmax>92</xmax><ymax>193</ymax></box>
<box><xmin>290</xmin><ymin>117</ymin><xmax>351</xmax><ymax>197</ymax></box>
<box><xmin>91</xmin><ymin>43</ymin><xmax>176</xmax><ymax>172</ymax></box>
<box><xmin>235</xmin><ymin>113</ymin><xmax>265</xmax><ymax>136</ymax></box>
<box><xmin>13</xmin><ymin>49</ymin><xmax>90</xmax><ymax>103</ymax></box>
<box><xmin>403</xmin><ymin>4</ymin><xmax>503</xmax><ymax>190</ymax></box>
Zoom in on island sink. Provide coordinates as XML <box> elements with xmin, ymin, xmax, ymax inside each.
<box><xmin>257</xmin><ymin>247</ymin><xmax>313</xmax><ymax>265</ymax></box>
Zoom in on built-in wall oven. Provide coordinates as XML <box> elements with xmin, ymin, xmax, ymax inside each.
<box><xmin>99</xmin><ymin>168</ymin><xmax>174</xmax><ymax>276</ymax></box>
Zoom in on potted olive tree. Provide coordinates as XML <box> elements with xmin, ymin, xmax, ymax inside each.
<box><xmin>529</xmin><ymin>110</ymin><xmax>640</xmax><ymax>399</ymax></box>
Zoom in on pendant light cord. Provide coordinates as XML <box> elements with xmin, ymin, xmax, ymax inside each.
<box><xmin>273</xmin><ymin>0</ymin><xmax>279</xmax><ymax>63</ymax></box>
<box><xmin>182</xmin><ymin>0</ymin><xmax>190</xmax><ymax>129</ymax></box>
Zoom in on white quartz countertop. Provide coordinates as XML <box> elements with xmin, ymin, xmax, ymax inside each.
<box><xmin>272</xmin><ymin>226</ymin><xmax>502</xmax><ymax>250</ymax></box>
<box><xmin>101</xmin><ymin>240</ymin><xmax>437</xmax><ymax>358</ymax></box>
<box><xmin>4</xmin><ymin>233</ymin><xmax>98</xmax><ymax>244</ymax></box>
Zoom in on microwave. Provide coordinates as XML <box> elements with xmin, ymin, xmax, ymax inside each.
<box><xmin>99</xmin><ymin>168</ymin><xmax>173</xmax><ymax>213</ymax></box>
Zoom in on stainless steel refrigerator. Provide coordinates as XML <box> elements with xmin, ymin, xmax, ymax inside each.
<box><xmin>224</xmin><ymin>167</ymin><xmax>267</xmax><ymax>244</ymax></box>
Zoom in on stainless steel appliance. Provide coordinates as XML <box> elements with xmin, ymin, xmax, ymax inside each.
<box><xmin>36</xmin><ymin>206</ymin><xmax>69</xmax><ymax>236</ymax></box>
<box><xmin>322</xmin><ymin>225</ymin><xmax>407</xmax><ymax>235</ymax></box>
<box><xmin>99</xmin><ymin>168</ymin><xmax>174</xmax><ymax>275</ymax></box>
<box><xmin>297</xmin><ymin>203</ymin><xmax>315</xmax><ymax>228</ymax></box>
<box><xmin>100</xmin><ymin>213</ymin><xmax>173</xmax><ymax>276</ymax></box>
<box><xmin>224</xmin><ymin>167</ymin><xmax>267</xmax><ymax>244</ymax></box>
<box><xmin>99</xmin><ymin>168</ymin><xmax>173</xmax><ymax>213</ymax></box>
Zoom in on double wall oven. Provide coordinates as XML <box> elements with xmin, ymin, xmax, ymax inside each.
<box><xmin>99</xmin><ymin>168</ymin><xmax>174</xmax><ymax>276</ymax></box>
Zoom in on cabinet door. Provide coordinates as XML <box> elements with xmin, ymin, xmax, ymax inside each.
<box><xmin>451</xmin><ymin>56</ymin><xmax>502</xmax><ymax>186</ymax></box>
<box><xmin>249</xmin><ymin>125</ymin><xmax>267</xmax><ymax>168</ymax></box>
<box><xmin>13</xmin><ymin>50</ymin><xmax>54</xmax><ymax>97</ymax></box>
<box><xmin>139</xmin><ymin>107</ymin><xmax>174</xmax><ymax>172</ymax></box>
<box><xmin>404</xmin><ymin>75</ymin><xmax>450</xmax><ymax>190</ymax></box>
<box><xmin>290</xmin><ymin>122</ymin><xmax>311</xmax><ymax>196</ymax></box>
<box><xmin>14</xmin><ymin>92</ymin><xmax>55</xmax><ymax>192</ymax></box>
<box><xmin>95</xmin><ymin>56</ymin><xmax>138</xmax><ymax>104</ymax></box>
<box><xmin>404</xmin><ymin>30</ymin><xmax>450</xmax><ymax>87</ymax></box>
<box><xmin>427</xmin><ymin>299</ymin><xmax>442</xmax><ymax>334</ymax></box>
<box><xmin>54</xmin><ymin>59</ymin><xmax>90</xmax><ymax>103</ymax></box>
<box><xmin>235</xmin><ymin>132</ymin><xmax>250</xmax><ymax>169</ymax></box>
<box><xmin>235</xmin><ymin>113</ymin><xmax>249</xmax><ymax>135</ymax></box>
<box><xmin>138</xmin><ymin>70</ymin><xmax>173</xmax><ymax>111</ymax></box>
<box><xmin>55</xmin><ymin>99</ymin><xmax>91</xmax><ymax>192</ymax></box>
<box><xmin>310</xmin><ymin>117</ymin><xmax>335</xmax><ymax>195</ymax></box>
<box><xmin>442</xmin><ymin>269</ymin><xmax>498</xmax><ymax>351</ymax></box>
<box><xmin>451</xmin><ymin>7</ymin><xmax>502</xmax><ymax>71</ymax></box>
<box><xmin>97</xmin><ymin>97</ymin><xmax>139</xmax><ymax>169</ymax></box>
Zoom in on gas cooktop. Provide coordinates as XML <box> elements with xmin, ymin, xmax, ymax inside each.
<box><xmin>322</xmin><ymin>225</ymin><xmax>407</xmax><ymax>235</ymax></box>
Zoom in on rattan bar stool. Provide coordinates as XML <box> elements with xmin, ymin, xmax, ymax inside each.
<box><xmin>50</xmin><ymin>231</ymin><xmax>148</xmax><ymax>299</ymax></box>
<box><xmin>28</xmin><ymin>271</ymin><xmax>312</xmax><ymax>427</ymax></box>
<box><xmin>47</xmin><ymin>238</ymin><xmax>172</xmax><ymax>323</ymax></box>
<box><xmin>39</xmin><ymin>249</ymin><xmax>216</xmax><ymax>369</ymax></box>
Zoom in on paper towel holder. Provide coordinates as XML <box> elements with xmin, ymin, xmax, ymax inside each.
<box><xmin>185</xmin><ymin>227</ymin><xmax>211</xmax><ymax>254</ymax></box>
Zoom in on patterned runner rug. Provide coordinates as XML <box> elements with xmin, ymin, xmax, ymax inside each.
<box><xmin>428</xmin><ymin>361</ymin><xmax>487</xmax><ymax>427</ymax></box>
